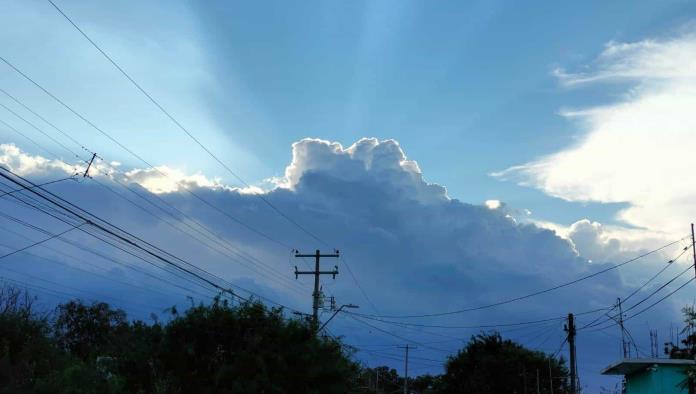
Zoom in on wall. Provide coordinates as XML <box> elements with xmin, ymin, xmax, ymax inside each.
<box><xmin>626</xmin><ymin>365</ymin><xmax>689</xmax><ymax>394</ymax></box>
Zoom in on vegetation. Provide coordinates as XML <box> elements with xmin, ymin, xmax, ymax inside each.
<box><xmin>439</xmin><ymin>332</ymin><xmax>569</xmax><ymax>394</ymax></box>
<box><xmin>0</xmin><ymin>286</ymin><xmax>358</xmax><ymax>393</ymax></box>
<box><xmin>666</xmin><ymin>305</ymin><xmax>696</xmax><ymax>393</ymax></box>
<box><xmin>0</xmin><ymin>285</ymin><xmax>570</xmax><ymax>393</ymax></box>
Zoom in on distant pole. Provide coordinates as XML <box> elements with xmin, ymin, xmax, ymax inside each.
<box><xmin>617</xmin><ymin>298</ymin><xmax>629</xmax><ymax>358</ymax></box>
<box><xmin>398</xmin><ymin>344</ymin><xmax>416</xmax><ymax>394</ymax></box>
<box><xmin>523</xmin><ymin>365</ymin><xmax>528</xmax><ymax>394</ymax></box>
<box><xmin>691</xmin><ymin>223</ymin><xmax>696</xmax><ymax>279</ymax></box>
<box><xmin>82</xmin><ymin>152</ymin><xmax>97</xmax><ymax>178</ymax></box>
<box><xmin>536</xmin><ymin>368</ymin><xmax>540</xmax><ymax>394</ymax></box>
<box><xmin>565</xmin><ymin>313</ymin><xmax>577</xmax><ymax>394</ymax></box>
<box><xmin>294</xmin><ymin>249</ymin><xmax>339</xmax><ymax>332</ymax></box>
<box><xmin>548</xmin><ymin>359</ymin><xmax>554</xmax><ymax>394</ymax></box>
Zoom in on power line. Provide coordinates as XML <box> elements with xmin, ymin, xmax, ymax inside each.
<box><xmin>0</xmin><ymin>239</ymin><xmax>184</xmax><ymax>301</ymax></box>
<box><xmin>46</xmin><ymin>0</ymin><xmax>325</xmax><ymax>245</ymax></box>
<box><xmin>0</xmin><ymin>107</ymin><xmax>309</xmax><ymax>297</ymax></box>
<box><xmin>347</xmin><ymin>314</ymin><xmax>452</xmax><ymax>354</ymax></box>
<box><xmin>2</xmin><ymin>51</ymin><xmax>376</xmax><ymax>317</ymax></box>
<box><xmin>0</xmin><ymin>175</ymin><xmax>76</xmax><ymax>198</ymax></box>
<box><xmin>626</xmin><ymin>277</ymin><xmax>694</xmax><ymax>321</ymax></box>
<box><xmin>0</xmin><ymin>166</ymin><xmax>303</xmax><ymax>312</ymax></box>
<box><xmin>345</xmin><ymin>307</ymin><xmax>610</xmax><ymax>330</ymax></box>
<box><xmin>0</xmin><ymin>58</ymin><xmax>291</xmax><ymax>250</ymax></box>
<box><xmin>581</xmin><ymin>263</ymin><xmax>695</xmax><ymax>331</ymax></box>
<box><xmin>0</xmin><ymin>192</ymin><xmax>219</xmax><ymax>299</ymax></box>
<box><xmin>355</xmin><ymin>237</ymin><xmax>688</xmax><ymax>319</ymax></box>
<box><xmin>37</xmin><ymin>4</ymin><xmax>380</xmax><ymax>314</ymax></box>
<box><xmin>0</xmin><ymin>210</ymin><xmax>214</xmax><ymax>300</ymax></box>
<box><xmin>0</xmin><ymin>221</ymin><xmax>82</xmax><ymax>260</ymax></box>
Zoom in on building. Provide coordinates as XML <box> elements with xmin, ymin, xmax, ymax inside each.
<box><xmin>602</xmin><ymin>358</ymin><xmax>695</xmax><ymax>394</ymax></box>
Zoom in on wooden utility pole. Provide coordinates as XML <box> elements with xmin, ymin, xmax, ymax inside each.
<box><xmin>691</xmin><ymin>223</ymin><xmax>696</xmax><ymax>279</ymax></box>
<box><xmin>294</xmin><ymin>249</ymin><xmax>339</xmax><ymax>331</ymax></box>
<box><xmin>565</xmin><ymin>313</ymin><xmax>577</xmax><ymax>394</ymax></box>
<box><xmin>617</xmin><ymin>298</ymin><xmax>629</xmax><ymax>358</ymax></box>
<box><xmin>548</xmin><ymin>358</ymin><xmax>554</xmax><ymax>394</ymax></box>
<box><xmin>398</xmin><ymin>344</ymin><xmax>416</xmax><ymax>394</ymax></box>
<box><xmin>82</xmin><ymin>152</ymin><xmax>97</xmax><ymax>178</ymax></box>
<box><xmin>523</xmin><ymin>365</ymin><xmax>528</xmax><ymax>394</ymax></box>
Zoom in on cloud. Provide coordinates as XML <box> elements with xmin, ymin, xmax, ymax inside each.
<box><xmin>0</xmin><ymin>143</ymin><xmax>78</xmax><ymax>176</ymax></box>
<box><xmin>496</xmin><ymin>31</ymin><xmax>696</xmax><ymax>238</ymax></box>
<box><xmin>124</xmin><ymin>166</ymin><xmax>223</xmax><ymax>194</ymax></box>
<box><xmin>276</xmin><ymin>138</ymin><xmax>449</xmax><ymax>205</ymax></box>
<box><xmin>0</xmin><ymin>139</ymin><xmax>688</xmax><ymax>390</ymax></box>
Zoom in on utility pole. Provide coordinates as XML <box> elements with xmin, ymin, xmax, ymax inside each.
<box><xmin>691</xmin><ymin>223</ymin><xmax>696</xmax><ymax>279</ymax></box>
<box><xmin>617</xmin><ymin>298</ymin><xmax>629</xmax><ymax>358</ymax></box>
<box><xmin>294</xmin><ymin>249</ymin><xmax>339</xmax><ymax>331</ymax></box>
<box><xmin>82</xmin><ymin>152</ymin><xmax>97</xmax><ymax>178</ymax></box>
<box><xmin>536</xmin><ymin>368</ymin><xmax>540</xmax><ymax>394</ymax></box>
<box><xmin>649</xmin><ymin>329</ymin><xmax>659</xmax><ymax>358</ymax></box>
<box><xmin>523</xmin><ymin>365</ymin><xmax>528</xmax><ymax>394</ymax></box>
<box><xmin>565</xmin><ymin>313</ymin><xmax>577</xmax><ymax>394</ymax></box>
<box><xmin>548</xmin><ymin>359</ymin><xmax>554</xmax><ymax>394</ymax></box>
<box><xmin>398</xmin><ymin>344</ymin><xmax>416</xmax><ymax>394</ymax></box>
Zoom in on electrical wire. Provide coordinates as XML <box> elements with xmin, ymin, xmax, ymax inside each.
<box><xmin>354</xmin><ymin>237</ymin><xmax>688</xmax><ymax>319</ymax></box>
<box><xmin>0</xmin><ymin>106</ymin><xmax>309</xmax><ymax>295</ymax></box>
<box><xmin>0</xmin><ymin>166</ymin><xmax>304</xmax><ymax>312</ymax></box>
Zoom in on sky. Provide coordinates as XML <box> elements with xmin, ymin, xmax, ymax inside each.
<box><xmin>2</xmin><ymin>0</ymin><xmax>696</xmax><ymax>391</ymax></box>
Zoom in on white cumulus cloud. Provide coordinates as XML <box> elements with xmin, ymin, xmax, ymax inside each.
<box><xmin>497</xmin><ymin>30</ymin><xmax>696</xmax><ymax>238</ymax></box>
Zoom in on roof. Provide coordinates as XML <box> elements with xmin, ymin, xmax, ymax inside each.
<box><xmin>602</xmin><ymin>358</ymin><xmax>696</xmax><ymax>376</ymax></box>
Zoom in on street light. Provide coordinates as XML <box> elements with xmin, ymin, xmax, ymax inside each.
<box><xmin>318</xmin><ymin>303</ymin><xmax>359</xmax><ymax>332</ymax></box>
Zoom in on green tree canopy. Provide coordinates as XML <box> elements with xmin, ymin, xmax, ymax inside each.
<box><xmin>439</xmin><ymin>332</ymin><xmax>569</xmax><ymax>394</ymax></box>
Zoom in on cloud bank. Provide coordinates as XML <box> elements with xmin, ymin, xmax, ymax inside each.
<box><xmin>0</xmin><ymin>137</ymin><xmax>689</xmax><ymax>390</ymax></box>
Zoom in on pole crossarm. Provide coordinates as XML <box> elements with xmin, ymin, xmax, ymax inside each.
<box><xmin>295</xmin><ymin>266</ymin><xmax>339</xmax><ymax>279</ymax></box>
<box><xmin>293</xmin><ymin>249</ymin><xmax>341</xmax><ymax>332</ymax></box>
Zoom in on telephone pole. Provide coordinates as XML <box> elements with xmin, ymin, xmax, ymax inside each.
<box><xmin>565</xmin><ymin>313</ymin><xmax>577</xmax><ymax>394</ymax></box>
<box><xmin>617</xmin><ymin>298</ymin><xmax>629</xmax><ymax>358</ymax></box>
<box><xmin>294</xmin><ymin>249</ymin><xmax>339</xmax><ymax>331</ymax></box>
<box><xmin>691</xmin><ymin>223</ymin><xmax>696</xmax><ymax>279</ymax></box>
<box><xmin>82</xmin><ymin>152</ymin><xmax>97</xmax><ymax>178</ymax></box>
<box><xmin>548</xmin><ymin>358</ymin><xmax>554</xmax><ymax>394</ymax></box>
<box><xmin>398</xmin><ymin>344</ymin><xmax>416</xmax><ymax>394</ymax></box>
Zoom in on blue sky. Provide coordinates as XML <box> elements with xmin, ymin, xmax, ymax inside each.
<box><xmin>2</xmin><ymin>0</ymin><xmax>696</xmax><ymax>391</ymax></box>
<box><xmin>3</xmin><ymin>0</ymin><xmax>694</xmax><ymax>226</ymax></box>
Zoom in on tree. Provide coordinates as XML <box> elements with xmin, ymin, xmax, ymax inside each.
<box><xmin>53</xmin><ymin>301</ymin><xmax>129</xmax><ymax>360</ymax></box>
<box><xmin>666</xmin><ymin>306</ymin><xmax>696</xmax><ymax>393</ymax></box>
<box><xmin>439</xmin><ymin>332</ymin><xmax>569</xmax><ymax>394</ymax></box>
<box><xmin>412</xmin><ymin>373</ymin><xmax>441</xmax><ymax>393</ymax></box>
<box><xmin>0</xmin><ymin>285</ymin><xmax>61</xmax><ymax>391</ymax></box>
<box><xmin>1</xmin><ymin>291</ymin><xmax>363</xmax><ymax>393</ymax></box>
<box><xmin>354</xmin><ymin>365</ymin><xmax>402</xmax><ymax>393</ymax></box>
<box><xmin>157</xmin><ymin>297</ymin><xmax>360</xmax><ymax>393</ymax></box>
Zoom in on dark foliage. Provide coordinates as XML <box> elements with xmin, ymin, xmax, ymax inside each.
<box><xmin>439</xmin><ymin>332</ymin><xmax>569</xmax><ymax>394</ymax></box>
<box><xmin>0</xmin><ymin>286</ymin><xmax>572</xmax><ymax>393</ymax></box>
<box><xmin>0</xmin><ymin>287</ymin><xmax>360</xmax><ymax>393</ymax></box>
<box><xmin>666</xmin><ymin>306</ymin><xmax>696</xmax><ymax>393</ymax></box>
